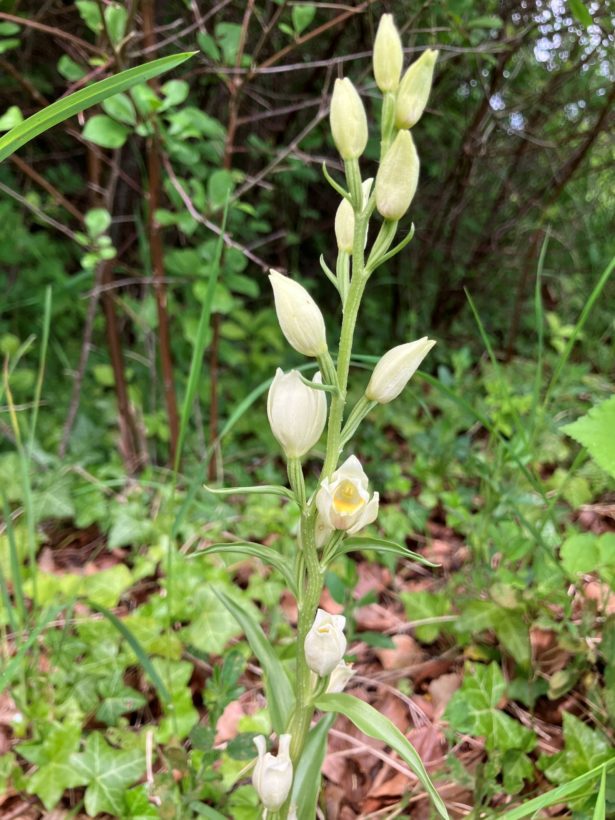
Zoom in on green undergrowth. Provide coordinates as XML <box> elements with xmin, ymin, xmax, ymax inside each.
<box><xmin>1</xmin><ymin>327</ymin><xmax>614</xmax><ymax>817</ymax></box>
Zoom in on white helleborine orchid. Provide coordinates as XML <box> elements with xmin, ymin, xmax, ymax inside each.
<box><xmin>375</xmin><ymin>129</ymin><xmax>420</xmax><ymax>221</ymax></box>
<box><xmin>252</xmin><ymin>734</ymin><xmax>293</xmax><ymax>811</ymax></box>
<box><xmin>373</xmin><ymin>14</ymin><xmax>403</xmax><ymax>93</ymax></box>
<box><xmin>316</xmin><ymin>455</ymin><xmax>379</xmax><ymax>534</ymax></box>
<box><xmin>305</xmin><ymin>608</ymin><xmax>347</xmax><ymax>676</ymax></box>
<box><xmin>395</xmin><ymin>48</ymin><xmax>439</xmax><ymax>130</ymax></box>
<box><xmin>330</xmin><ymin>77</ymin><xmax>368</xmax><ymax>160</ymax></box>
<box><xmin>269</xmin><ymin>269</ymin><xmax>328</xmax><ymax>357</ymax></box>
<box><xmin>267</xmin><ymin>369</ymin><xmax>327</xmax><ymax>458</ymax></box>
<box><xmin>334</xmin><ymin>178</ymin><xmax>374</xmax><ymax>253</ymax></box>
<box><xmin>326</xmin><ymin>660</ymin><xmax>355</xmax><ymax>693</ymax></box>
<box><xmin>366</xmin><ymin>337</ymin><xmax>436</xmax><ymax>404</ymax></box>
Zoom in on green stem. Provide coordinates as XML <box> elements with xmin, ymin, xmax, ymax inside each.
<box><xmin>288</xmin><ymin>504</ymin><xmax>320</xmax><ymax>762</ymax></box>
<box><xmin>287</xmin><ymin>458</ymin><xmax>306</xmax><ymax>507</ymax></box>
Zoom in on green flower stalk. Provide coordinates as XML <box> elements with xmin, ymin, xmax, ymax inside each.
<box><xmin>210</xmin><ymin>14</ymin><xmax>446</xmax><ymax>820</ymax></box>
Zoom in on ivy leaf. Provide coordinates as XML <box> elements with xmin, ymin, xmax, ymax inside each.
<box><xmin>401</xmin><ymin>590</ymin><xmax>451</xmax><ymax>642</ymax></box>
<box><xmin>22</xmin><ymin>724</ymin><xmax>83</xmax><ymax>810</ymax></box>
<box><xmin>562</xmin><ymin>396</ymin><xmax>615</xmax><ymax>480</ymax></box>
<box><xmin>96</xmin><ymin>679</ymin><xmax>147</xmax><ymax>725</ymax></box>
<box><xmin>445</xmin><ymin>662</ymin><xmax>536</xmax><ymax>753</ymax></box>
<box><xmin>70</xmin><ymin>732</ymin><xmax>145</xmax><ymax>816</ymax></box>
<box><xmin>502</xmin><ymin>750</ymin><xmax>534</xmax><ymax>794</ymax></box>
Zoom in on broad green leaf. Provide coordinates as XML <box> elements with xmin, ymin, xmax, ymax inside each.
<box><xmin>445</xmin><ymin>662</ymin><xmax>535</xmax><ymax>753</ymax></box>
<box><xmin>569</xmin><ymin>0</ymin><xmax>593</xmax><ymax>27</ymax></box>
<box><xmin>76</xmin><ymin>0</ymin><xmax>103</xmax><ymax>33</ymax></box>
<box><xmin>562</xmin><ymin>395</ymin><xmax>615</xmax><ymax>480</ymax></box>
<box><xmin>191</xmin><ymin>542</ymin><xmax>297</xmax><ymax>595</ymax></box>
<box><xmin>293</xmin><ymin>714</ymin><xmax>335</xmax><ymax>820</ymax></box>
<box><xmin>105</xmin><ymin>3</ymin><xmax>128</xmax><ymax>46</ymax></box>
<box><xmin>467</xmin><ymin>15</ymin><xmax>503</xmax><ymax>29</ymax></box>
<box><xmin>542</xmin><ymin>712</ymin><xmax>615</xmax><ymax>786</ymax></box>
<box><xmin>23</xmin><ymin>723</ymin><xmax>83</xmax><ymax>810</ymax></box>
<box><xmin>182</xmin><ymin>587</ymin><xmax>243</xmax><ymax>655</ymax></box>
<box><xmin>292</xmin><ymin>4</ymin><xmax>316</xmax><ymax>34</ymax></box>
<box><xmin>316</xmin><ymin>693</ymin><xmax>448</xmax><ymax>819</ymax></box>
<box><xmin>124</xmin><ymin>784</ymin><xmax>160</xmax><ymax>817</ymax></box>
<box><xmin>215</xmin><ymin>22</ymin><xmax>243</xmax><ymax>65</ymax></box>
<box><xmin>0</xmin><ymin>52</ymin><xmax>195</xmax><ymax>162</ymax></box>
<box><xmin>101</xmin><ymin>93</ymin><xmax>137</xmax><ymax>126</ymax></box>
<box><xmin>83</xmin><ymin>114</ymin><xmax>130</xmax><ymax>148</ymax></box>
<box><xmin>160</xmin><ymin>79</ymin><xmax>190</xmax><ymax>109</ymax></box>
<box><xmin>96</xmin><ymin>679</ymin><xmax>147</xmax><ymax>725</ymax></box>
<box><xmin>338</xmin><ymin>535</ymin><xmax>439</xmax><ymax>567</ymax></box>
<box><xmin>401</xmin><ymin>590</ymin><xmax>451</xmax><ymax>643</ymax></box>
<box><xmin>70</xmin><ymin>732</ymin><xmax>145</xmax><ymax>816</ymax></box>
<box><xmin>153</xmin><ymin>658</ymin><xmax>199</xmax><ymax>742</ymax></box>
<box><xmin>0</xmin><ymin>106</ymin><xmax>22</xmax><ymax>132</ymax></box>
<box><xmin>57</xmin><ymin>54</ymin><xmax>86</xmax><ymax>81</ymax></box>
<box><xmin>85</xmin><ymin>207</ymin><xmax>112</xmax><ymax>237</ymax></box>
<box><xmin>214</xmin><ymin>588</ymin><xmax>294</xmax><ymax>734</ymax></box>
<box><xmin>561</xmin><ymin>532</ymin><xmax>599</xmax><ymax>577</ymax></box>
<box><xmin>502</xmin><ymin>750</ymin><xmax>534</xmax><ymax>795</ymax></box>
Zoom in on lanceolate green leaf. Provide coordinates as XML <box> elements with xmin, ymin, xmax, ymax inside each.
<box><xmin>213</xmin><ymin>588</ymin><xmax>294</xmax><ymax>734</ymax></box>
<box><xmin>0</xmin><ymin>52</ymin><xmax>196</xmax><ymax>162</ymax></box>
<box><xmin>337</xmin><ymin>535</ymin><xmax>439</xmax><ymax>567</ymax></box>
<box><xmin>316</xmin><ymin>693</ymin><xmax>449</xmax><ymax>820</ymax></box>
<box><xmin>190</xmin><ymin>542</ymin><xmax>297</xmax><ymax>596</ymax></box>
<box><xmin>498</xmin><ymin>760</ymin><xmax>615</xmax><ymax>820</ymax></box>
<box><xmin>292</xmin><ymin>714</ymin><xmax>335</xmax><ymax>820</ymax></box>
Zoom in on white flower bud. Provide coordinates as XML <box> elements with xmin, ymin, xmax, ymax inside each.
<box><xmin>316</xmin><ymin>455</ymin><xmax>379</xmax><ymax>534</ymax></box>
<box><xmin>375</xmin><ymin>130</ymin><xmax>419</xmax><ymax>221</ymax></box>
<box><xmin>330</xmin><ymin>77</ymin><xmax>368</xmax><ymax>161</ymax></box>
<box><xmin>252</xmin><ymin>734</ymin><xmax>293</xmax><ymax>811</ymax></box>
<box><xmin>326</xmin><ymin>660</ymin><xmax>355</xmax><ymax>693</ymax></box>
<box><xmin>373</xmin><ymin>15</ymin><xmax>403</xmax><ymax>93</ymax></box>
<box><xmin>395</xmin><ymin>49</ymin><xmax>439</xmax><ymax>129</ymax></box>
<box><xmin>334</xmin><ymin>178</ymin><xmax>373</xmax><ymax>253</ymax></box>
<box><xmin>305</xmin><ymin>608</ymin><xmax>347</xmax><ymax>677</ymax></box>
<box><xmin>269</xmin><ymin>269</ymin><xmax>327</xmax><ymax>357</ymax></box>
<box><xmin>366</xmin><ymin>337</ymin><xmax>436</xmax><ymax>404</ymax></box>
<box><xmin>315</xmin><ymin>514</ymin><xmax>334</xmax><ymax>549</ymax></box>
<box><xmin>267</xmin><ymin>368</ymin><xmax>327</xmax><ymax>459</ymax></box>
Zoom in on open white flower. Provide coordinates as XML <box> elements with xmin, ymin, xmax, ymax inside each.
<box><xmin>269</xmin><ymin>269</ymin><xmax>328</xmax><ymax>357</ymax></box>
<box><xmin>316</xmin><ymin>455</ymin><xmax>379</xmax><ymax>534</ymax></box>
<box><xmin>305</xmin><ymin>609</ymin><xmax>347</xmax><ymax>676</ymax></box>
<box><xmin>267</xmin><ymin>369</ymin><xmax>327</xmax><ymax>458</ymax></box>
<box><xmin>366</xmin><ymin>337</ymin><xmax>436</xmax><ymax>404</ymax></box>
<box><xmin>252</xmin><ymin>734</ymin><xmax>293</xmax><ymax>811</ymax></box>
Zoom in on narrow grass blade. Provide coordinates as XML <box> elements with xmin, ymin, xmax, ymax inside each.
<box><xmin>292</xmin><ymin>714</ymin><xmax>335</xmax><ymax>820</ymax></box>
<box><xmin>0</xmin><ymin>53</ymin><xmax>196</xmax><ymax>162</ymax></box>
<box><xmin>544</xmin><ymin>253</ymin><xmax>615</xmax><ymax>407</ymax></box>
<box><xmin>593</xmin><ymin>765</ymin><xmax>606</xmax><ymax>820</ymax></box>
<box><xmin>0</xmin><ymin>564</ymin><xmax>17</xmax><ymax>634</ymax></box>
<box><xmin>190</xmin><ymin>542</ymin><xmax>297</xmax><ymax>596</ymax></box>
<box><xmin>28</xmin><ymin>286</ymin><xmax>52</xmax><ymax>453</ymax></box>
<box><xmin>0</xmin><ymin>605</ymin><xmax>62</xmax><ymax>690</ymax></box>
<box><xmin>529</xmin><ymin>232</ymin><xmax>549</xmax><ymax>442</ymax></box>
<box><xmin>213</xmin><ymin>588</ymin><xmax>294</xmax><ymax>734</ymax></box>
<box><xmin>2</xmin><ymin>492</ymin><xmax>25</xmax><ymax>626</ymax></box>
<box><xmin>89</xmin><ymin>602</ymin><xmax>171</xmax><ymax>703</ymax></box>
<box><xmin>316</xmin><ymin>693</ymin><xmax>449</xmax><ymax>819</ymax></box>
<box><xmin>498</xmin><ymin>759</ymin><xmax>615</xmax><ymax>819</ymax></box>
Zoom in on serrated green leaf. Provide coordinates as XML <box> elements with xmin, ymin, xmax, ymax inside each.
<box><xmin>70</xmin><ymin>732</ymin><xmax>145</xmax><ymax>816</ymax></box>
<box><xmin>316</xmin><ymin>693</ymin><xmax>448</xmax><ymax>819</ymax></box>
<box><xmin>562</xmin><ymin>396</ymin><xmax>615</xmax><ymax>480</ymax></box>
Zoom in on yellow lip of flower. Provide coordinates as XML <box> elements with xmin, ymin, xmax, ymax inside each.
<box><xmin>332</xmin><ymin>479</ymin><xmax>366</xmax><ymax>515</ymax></box>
